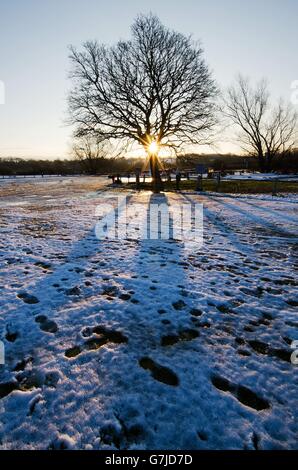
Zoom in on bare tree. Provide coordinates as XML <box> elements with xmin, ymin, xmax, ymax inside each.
<box><xmin>71</xmin><ymin>134</ymin><xmax>126</xmax><ymax>174</ymax></box>
<box><xmin>68</xmin><ymin>14</ymin><xmax>218</xmax><ymax>190</ymax></box>
<box><xmin>224</xmin><ymin>76</ymin><xmax>297</xmax><ymax>171</ymax></box>
<box><xmin>72</xmin><ymin>135</ymin><xmax>107</xmax><ymax>174</ymax></box>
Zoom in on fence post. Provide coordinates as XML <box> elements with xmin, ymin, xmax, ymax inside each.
<box><xmin>216</xmin><ymin>172</ymin><xmax>221</xmax><ymax>192</ymax></box>
<box><xmin>196</xmin><ymin>175</ymin><xmax>203</xmax><ymax>192</ymax></box>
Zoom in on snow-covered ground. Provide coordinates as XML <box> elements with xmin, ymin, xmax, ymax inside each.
<box><xmin>222</xmin><ymin>173</ymin><xmax>298</xmax><ymax>181</ymax></box>
<box><xmin>0</xmin><ymin>176</ymin><xmax>297</xmax><ymax>450</ymax></box>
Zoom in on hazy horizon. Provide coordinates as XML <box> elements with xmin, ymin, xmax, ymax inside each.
<box><xmin>0</xmin><ymin>0</ymin><xmax>297</xmax><ymax>159</ymax></box>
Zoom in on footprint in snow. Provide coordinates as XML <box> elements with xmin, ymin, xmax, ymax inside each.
<box><xmin>190</xmin><ymin>308</ymin><xmax>203</xmax><ymax>317</ymax></box>
<box><xmin>217</xmin><ymin>304</ymin><xmax>234</xmax><ymax>314</ymax></box>
<box><xmin>65</xmin><ymin>286</ymin><xmax>81</xmax><ymax>296</ymax></box>
<box><xmin>161</xmin><ymin>328</ymin><xmax>199</xmax><ymax>346</ymax></box>
<box><xmin>35</xmin><ymin>315</ymin><xmax>58</xmax><ymax>334</ymax></box>
<box><xmin>286</xmin><ymin>299</ymin><xmax>298</xmax><ymax>307</ymax></box>
<box><xmin>139</xmin><ymin>357</ymin><xmax>179</xmax><ymax>386</ymax></box>
<box><xmin>192</xmin><ymin>320</ymin><xmax>211</xmax><ymax>329</ymax></box>
<box><xmin>17</xmin><ymin>292</ymin><xmax>40</xmax><ymax>304</ymax></box>
<box><xmin>5</xmin><ymin>325</ymin><xmax>19</xmax><ymax>342</ymax></box>
<box><xmin>172</xmin><ymin>300</ymin><xmax>187</xmax><ymax>311</ymax></box>
<box><xmin>0</xmin><ymin>382</ymin><xmax>19</xmax><ymax>399</ymax></box>
<box><xmin>13</xmin><ymin>356</ymin><xmax>33</xmax><ymax>372</ymax></box>
<box><xmin>0</xmin><ymin>369</ymin><xmax>59</xmax><ymax>400</ymax></box>
<box><xmin>119</xmin><ymin>293</ymin><xmax>131</xmax><ymax>300</ymax></box>
<box><xmin>101</xmin><ymin>286</ymin><xmax>119</xmax><ymax>297</ymax></box>
<box><xmin>65</xmin><ymin>346</ymin><xmax>82</xmax><ymax>358</ymax></box>
<box><xmin>65</xmin><ymin>325</ymin><xmax>128</xmax><ymax>358</ymax></box>
<box><xmin>158</xmin><ymin>309</ymin><xmax>167</xmax><ymax>314</ymax></box>
<box><xmin>237</xmin><ymin>349</ymin><xmax>251</xmax><ymax>356</ymax></box>
<box><xmin>248</xmin><ymin>340</ymin><xmax>291</xmax><ymax>362</ymax></box>
<box><xmin>211</xmin><ymin>374</ymin><xmax>270</xmax><ymax>411</ymax></box>
<box><xmin>34</xmin><ymin>261</ymin><xmax>52</xmax><ymax>270</ymax></box>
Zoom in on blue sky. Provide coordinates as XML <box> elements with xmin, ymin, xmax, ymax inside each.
<box><xmin>0</xmin><ymin>0</ymin><xmax>297</xmax><ymax>158</ymax></box>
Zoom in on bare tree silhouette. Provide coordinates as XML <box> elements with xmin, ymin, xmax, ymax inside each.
<box><xmin>68</xmin><ymin>14</ymin><xmax>218</xmax><ymax>191</ymax></box>
<box><xmin>224</xmin><ymin>75</ymin><xmax>297</xmax><ymax>171</ymax></box>
<box><xmin>72</xmin><ymin>136</ymin><xmax>105</xmax><ymax>174</ymax></box>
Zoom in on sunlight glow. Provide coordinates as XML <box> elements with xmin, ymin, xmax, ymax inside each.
<box><xmin>148</xmin><ymin>141</ymin><xmax>159</xmax><ymax>154</ymax></box>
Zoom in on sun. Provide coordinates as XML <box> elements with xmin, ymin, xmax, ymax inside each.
<box><xmin>148</xmin><ymin>140</ymin><xmax>159</xmax><ymax>154</ymax></box>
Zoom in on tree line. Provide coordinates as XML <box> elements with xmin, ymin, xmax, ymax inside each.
<box><xmin>0</xmin><ymin>156</ymin><xmax>139</xmax><ymax>176</ymax></box>
<box><xmin>1</xmin><ymin>150</ymin><xmax>297</xmax><ymax>177</ymax></box>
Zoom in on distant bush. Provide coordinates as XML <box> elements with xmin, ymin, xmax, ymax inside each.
<box><xmin>178</xmin><ymin>151</ymin><xmax>298</xmax><ymax>174</ymax></box>
<box><xmin>0</xmin><ymin>156</ymin><xmax>145</xmax><ymax>176</ymax></box>
<box><xmin>177</xmin><ymin>153</ymin><xmax>258</xmax><ymax>172</ymax></box>
<box><xmin>271</xmin><ymin>150</ymin><xmax>298</xmax><ymax>174</ymax></box>
<box><xmin>0</xmin><ymin>158</ymin><xmax>81</xmax><ymax>176</ymax></box>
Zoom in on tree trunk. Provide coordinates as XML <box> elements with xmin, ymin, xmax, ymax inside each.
<box><xmin>257</xmin><ymin>152</ymin><xmax>266</xmax><ymax>173</ymax></box>
<box><xmin>265</xmin><ymin>152</ymin><xmax>273</xmax><ymax>173</ymax></box>
<box><xmin>149</xmin><ymin>154</ymin><xmax>163</xmax><ymax>193</ymax></box>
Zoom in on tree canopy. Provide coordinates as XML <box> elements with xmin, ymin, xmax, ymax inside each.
<box><xmin>68</xmin><ymin>14</ymin><xmax>218</xmax><ymax>157</ymax></box>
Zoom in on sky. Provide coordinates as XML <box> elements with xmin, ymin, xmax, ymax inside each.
<box><xmin>0</xmin><ymin>0</ymin><xmax>297</xmax><ymax>159</ymax></box>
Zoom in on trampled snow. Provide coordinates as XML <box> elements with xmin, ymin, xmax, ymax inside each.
<box><xmin>0</xmin><ymin>177</ymin><xmax>297</xmax><ymax>449</ymax></box>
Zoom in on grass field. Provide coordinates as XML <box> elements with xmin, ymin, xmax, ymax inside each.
<box><xmin>126</xmin><ymin>179</ymin><xmax>298</xmax><ymax>194</ymax></box>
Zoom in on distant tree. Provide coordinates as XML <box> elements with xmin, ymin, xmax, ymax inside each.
<box><xmin>213</xmin><ymin>159</ymin><xmax>226</xmax><ymax>172</ymax></box>
<box><xmin>272</xmin><ymin>148</ymin><xmax>298</xmax><ymax>173</ymax></box>
<box><xmin>224</xmin><ymin>76</ymin><xmax>297</xmax><ymax>171</ymax></box>
<box><xmin>68</xmin><ymin>14</ymin><xmax>218</xmax><ymax>190</ymax></box>
<box><xmin>72</xmin><ymin>135</ymin><xmax>108</xmax><ymax>174</ymax></box>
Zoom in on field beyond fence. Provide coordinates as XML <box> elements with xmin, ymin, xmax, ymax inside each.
<box><xmin>125</xmin><ymin>178</ymin><xmax>298</xmax><ymax>194</ymax></box>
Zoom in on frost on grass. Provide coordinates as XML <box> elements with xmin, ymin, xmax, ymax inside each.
<box><xmin>0</xmin><ymin>176</ymin><xmax>297</xmax><ymax>449</ymax></box>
